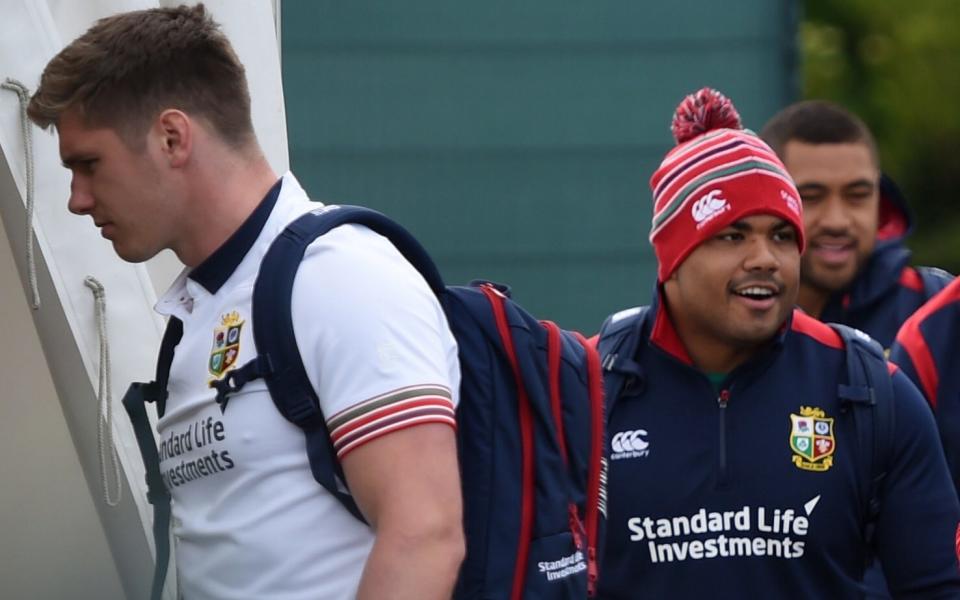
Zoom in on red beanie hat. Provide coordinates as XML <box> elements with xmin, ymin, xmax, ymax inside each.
<box><xmin>649</xmin><ymin>88</ymin><xmax>805</xmax><ymax>282</ymax></box>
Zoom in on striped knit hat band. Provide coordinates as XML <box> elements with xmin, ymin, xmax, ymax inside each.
<box><xmin>649</xmin><ymin>89</ymin><xmax>805</xmax><ymax>281</ymax></box>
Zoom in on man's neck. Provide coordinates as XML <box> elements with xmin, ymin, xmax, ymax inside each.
<box><xmin>683</xmin><ymin>334</ymin><xmax>759</xmax><ymax>375</ymax></box>
<box><xmin>661</xmin><ymin>301</ymin><xmax>767</xmax><ymax>375</ymax></box>
<box><xmin>176</xmin><ymin>152</ymin><xmax>278</xmax><ymax>267</ymax></box>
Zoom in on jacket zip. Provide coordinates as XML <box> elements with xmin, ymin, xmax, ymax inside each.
<box><xmin>717</xmin><ymin>388</ymin><xmax>730</xmax><ymax>487</ymax></box>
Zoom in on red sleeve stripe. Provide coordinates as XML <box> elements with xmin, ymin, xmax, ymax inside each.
<box><xmin>898</xmin><ymin>266</ymin><xmax>924</xmax><ymax>293</ymax></box>
<box><xmin>891</xmin><ymin>280</ymin><xmax>960</xmax><ymax>407</ymax></box>
<box><xmin>330</xmin><ymin>392</ymin><xmax>456</xmax><ymax>459</ymax></box>
<box><xmin>895</xmin><ymin>316</ymin><xmax>939</xmax><ymax>407</ymax></box>
<box><xmin>333</xmin><ymin>396</ymin><xmax>454</xmax><ymax>440</ymax></box>
<box><xmin>328</xmin><ymin>384</ymin><xmax>452</xmax><ymax>430</ymax></box>
<box><xmin>335</xmin><ymin>412</ymin><xmax>457</xmax><ymax>460</ymax></box>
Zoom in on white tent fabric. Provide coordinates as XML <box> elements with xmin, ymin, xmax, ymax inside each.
<box><xmin>0</xmin><ymin>2</ymin><xmax>287</xmax><ymax>597</ymax></box>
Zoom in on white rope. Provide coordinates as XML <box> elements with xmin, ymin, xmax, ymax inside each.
<box><xmin>84</xmin><ymin>276</ymin><xmax>122</xmax><ymax>507</ymax></box>
<box><xmin>1</xmin><ymin>78</ymin><xmax>40</xmax><ymax>309</ymax></box>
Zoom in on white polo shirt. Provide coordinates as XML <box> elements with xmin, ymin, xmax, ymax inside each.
<box><xmin>154</xmin><ymin>173</ymin><xmax>460</xmax><ymax>599</ymax></box>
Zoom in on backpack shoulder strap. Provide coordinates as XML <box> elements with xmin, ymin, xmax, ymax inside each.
<box><xmin>247</xmin><ymin>204</ymin><xmax>445</xmax><ymax>523</ymax></box>
<box><xmin>831</xmin><ymin>323</ymin><xmax>896</xmax><ymax>552</ymax></box>
<box><xmin>597</xmin><ymin>306</ymin><xmax>649</xmax><ymax>414</ymax></box>
<box><xmin>122</xmin><ymin>316</ymin><xmax>183</xmax><ymax>600</ymax></box>
<box><xmin>915</xmin><ymin>266</ymin><xmax>953</xmax><ymax>301</ymax></box>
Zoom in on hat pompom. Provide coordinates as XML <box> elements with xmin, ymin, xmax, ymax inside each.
<box><xmin>671</xmin><ymin>87</ymin><xmax>742</xmax><ymax>144</ymax></box>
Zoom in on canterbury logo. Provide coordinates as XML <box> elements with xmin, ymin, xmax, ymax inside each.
<box><xmin>691</xmin><ymin>189</ymin><xmax>730</xmax><ymax>228</ymax></box>
<box><xmin>611</xmin><ymin>429</ymin><xmax>649</xmax><ymax>454</ymax></box>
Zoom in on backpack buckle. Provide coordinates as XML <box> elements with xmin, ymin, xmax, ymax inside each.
<box><xmin>208</xmin><ymin>355</ymin><xmax>273</xmax><ymax>413</ymax></box>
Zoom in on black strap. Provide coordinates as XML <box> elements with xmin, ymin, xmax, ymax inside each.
<box><xmin>209</xmin><ymin>354</ymin><xmax>273</xmax><ymax>413</ymax></box>
<box><xmin>153</xmin><ymin>317</ymin><xmax>183</xmax><ymax>418</ymax></box>
<box><xmin>123</xmin><ymin>383</ymin><xmax>172</xmax><ymax>600</ymax></box>
<box><xmin>123</xmin><ymin>317</ymin><xmax>183</xmax><ymax>600</ymax></box>
<box><xmin>916</xmin><ymin>266</ymin><xmax>953</xmax><ymax>301</ymax></box>
<box><xmin>833</xmin><ymin>325</ymin><xmax>895</xmax><ymax>554</ymax></box>
<box><xmin>249</xmin><ymin>205</ymin><xmax>441</xmax><ymax>523</ymax></box>
<box><xmin>252</xmin><ymin>205</ymin><xmax>444</xmax><ymax>426</ymax></box>
<box><xmin>597</xmin><ymin>308</ymin><xmax>649</xmax><ymax>414</ymax></box>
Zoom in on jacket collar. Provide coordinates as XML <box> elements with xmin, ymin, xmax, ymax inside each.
<box><xmin>647</xmin><ymin>285</ymin><xmax>790</xmax><ymax>369</ymax></box>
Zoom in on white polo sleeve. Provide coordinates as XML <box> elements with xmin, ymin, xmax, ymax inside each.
<box><xmin>290</xmin><ymin>224</ymin><xmax>460</xmax><ymax>459</ymax></box>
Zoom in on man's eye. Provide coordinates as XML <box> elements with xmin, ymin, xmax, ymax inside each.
<box><xmin>717</xmin><ymin>232</ymin><xmax>742</xmax><ymax>241</ymax></box>
<box><xmin>773</xmin><ymin>230</ymin><xmax>795</xmax><ymax>242</ymax></box>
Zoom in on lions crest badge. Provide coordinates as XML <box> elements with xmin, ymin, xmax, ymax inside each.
<box><xmin>789</xmin><ymin>406</ymin><xmax>835</xmax><ymax>472</ymax></box>
<box><xmin>210</xmin><ymin>311</ymin><xmax>244</xmax><ymax>378</ymax></box>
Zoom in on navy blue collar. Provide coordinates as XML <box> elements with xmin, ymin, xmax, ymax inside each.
<box><xmin>189</xmin><ymin>178</ymin><xmax>283</xmax><ymax>294</ymax></box>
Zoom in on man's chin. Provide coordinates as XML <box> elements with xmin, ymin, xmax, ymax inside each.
<box><xmin>112</xmin><ymin>243</ymin><xmax>155</xmax><ymax>264</ymax></box>
<box><xmin>801</xmin><ymin>263</ymin><xmax>857</xmax><ymax>294</ymax></box>
<box><xmin>728</xmin><ymin>313</ymin><xmax>789</xmax><ymax>347</ymax></box>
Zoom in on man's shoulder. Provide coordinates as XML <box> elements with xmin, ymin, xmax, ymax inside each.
<box><xmin>788</xmin><ymin>310</ymin><xmax>844</xmax><ymax>351</ymax></box>
<box><xmin>298</xmin><ymin>222</ymin><xmax>426</xmax><ymax>288</ymax></box>
<box><xmin>891</xmin><ymin>276</ymin><xmax>960</xmax><ymax>393</ymax></box>
<box><xmin>597</xmin><ymin>305</ymin><xmax>653</xmax><ymax>354</ymax></box>
<box><xmin>898</xmin><ymin>276</ymin><xmax>960</xmax><ymax>344</ymax></box>
<box><xmin>899</xmin><ymin>265</ymin><xmax>954</xmax><ymax>300</ymax></box>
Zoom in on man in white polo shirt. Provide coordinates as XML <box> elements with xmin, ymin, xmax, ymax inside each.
<box><xmin>28</xmin><ymin>5</ymin><xmax>464</xmax><ymax>599</ymax></box>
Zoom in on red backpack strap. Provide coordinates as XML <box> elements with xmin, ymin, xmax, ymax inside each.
<box><xmin>543</xmin><ymin>321</ymin><xmax>590</xmax><ymax>566</ymax></box>
<box><xmin>541</xmin><ymin>320</ymin><xmax>568</xmax><ymax>462</ymax></box>
<box><xmin>481</xmin><ymin>285</ymin><xmax>535</xmax><ymax>600</ymax></box>
<box><xmin>575</xmin><ymin>331</ymin><xmax>605</xmax><ymax>597</ymax></box>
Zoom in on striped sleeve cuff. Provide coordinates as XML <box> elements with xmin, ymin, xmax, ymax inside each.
<box><xmin>328</xmin><ymin>384</ymin><xmax>456</xmax><ymax>459</ymax></box>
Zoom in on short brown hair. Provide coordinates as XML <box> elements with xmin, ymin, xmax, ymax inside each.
<box><xmin>28</xmin><ymin>3</ymin><xmax>254</xmax><ymax>149</ymax></box>
<box><xmin>760</xmin><ymin>100</ymin><xmax>879</xmax><ymax>166</ymax></box>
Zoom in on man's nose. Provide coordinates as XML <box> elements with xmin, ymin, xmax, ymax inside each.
<box><xmin>816</xmin><ymin>196</ymin><xmax>852</xmax><ymax>233</ymax></box>
<box><xmin>743</xmin><ymin>237</ymin><xmax>780</xmax><ymax>272</ymax></box>
<box><xmin>67</xmin><ymin>175</ymin><xmax>93</xmax><ymax>215</ymax></box>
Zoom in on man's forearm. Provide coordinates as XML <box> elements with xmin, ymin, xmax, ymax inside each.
<box><xmin>356</xmin><ymin>522</ymin><xmax>465</xmax><ymax>600</ymax></box>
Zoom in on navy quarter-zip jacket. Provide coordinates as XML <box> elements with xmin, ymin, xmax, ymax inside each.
<box><xmin>892</xmin><ymin>277</ymin><xmax>960</xmax><ymax>500</ymax></box>
<box><xmin>599</xmin><ymin>299</ymin><xmax>960</xmax><ymax>599</ymax></box>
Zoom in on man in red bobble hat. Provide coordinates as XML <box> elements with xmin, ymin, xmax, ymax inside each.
<box><xmin>594</xmin><ymin>88</ymin><xmax>960</xmax><ymax>599</ymax></box>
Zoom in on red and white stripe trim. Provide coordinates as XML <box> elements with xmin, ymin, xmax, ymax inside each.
<box><xmin>328</xmin><ymin>384</ymin><xmax>456</xmax><ymax>459</ymax></box>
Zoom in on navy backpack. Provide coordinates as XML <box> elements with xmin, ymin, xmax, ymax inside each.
<box><xmin>125</xmin><ymin>205</ymin><xmax>606</xmax><ymax>600</ymax></box>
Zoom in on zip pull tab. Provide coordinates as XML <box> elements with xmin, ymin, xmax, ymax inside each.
<box><xmin>568</xmin><ymin>502</ymin><xmax>585</xmax><ymax>549</ymax></box>
<box><xmin>566</xmin><ymin>502</ymin><xmax>598</xmax><ymax>596</ymax></box>
<box><xmin>587</xmin><ymin>546</ymin><xmax>599</xmax><ymax>597</ymax></box>
<box><xmin>718</xmin><ymin>389</ymin><xmax>730</xmax><ymax>408</ymax></box>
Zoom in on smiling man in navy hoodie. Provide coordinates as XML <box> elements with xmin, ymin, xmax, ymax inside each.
<box><xmin>596</xmin><ymin>88</ymin><xmax>960</xmax><ymax>599</ymax></box>
<box><xmin>760</xmin><ymin>101</ymin><xmax>952</xmax><ymax>349</ymax></box>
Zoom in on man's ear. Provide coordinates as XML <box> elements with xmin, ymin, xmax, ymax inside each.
<box><xmin>156</xmin><ymin>109</ymin><xmax>192</xmax><ymax>168</ymax></box>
